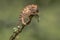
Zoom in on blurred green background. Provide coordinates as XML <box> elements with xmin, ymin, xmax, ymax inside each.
<box><xmin>0</xmin><ymin>0</ymin><xmax>60</xmax><ymax>40</ymax></box>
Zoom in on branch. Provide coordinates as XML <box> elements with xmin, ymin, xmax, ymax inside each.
<box><xmin>9</xmin><ymin>15</ymin><xmax>33</xmax><ymax>40</ymax></box>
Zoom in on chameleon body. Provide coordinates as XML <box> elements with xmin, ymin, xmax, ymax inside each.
<box><xmin>18</xmin><ymin>4</ymin><xmax>39</xmax><ymax>26</ymax></box>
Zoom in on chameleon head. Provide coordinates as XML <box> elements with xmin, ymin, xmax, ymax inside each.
<box><xmin>31</xmin><ymin>4</ymin><xmax>39</xmax><ymax>13</ymax></box>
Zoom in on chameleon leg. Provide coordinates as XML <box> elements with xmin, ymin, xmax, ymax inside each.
<box><xmin>21</xmin><ymin>17</ymin><xmax>27</xmax><ymax>25</ymax></box>
<box><xmin>35</xmin><ymin>14</ymin><xmax>40</xmax><ymax>22</ymax></box>
<box><xmin>26</xmin><ymin>15</ymin><xmax>33</xmax><ymax>24</ymax></box>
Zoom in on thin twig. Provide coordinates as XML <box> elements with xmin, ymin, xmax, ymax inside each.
<box><xmin>9</xmin><ymin>16</ymin><xmax>33</xmax><ymax>40</ymax></box>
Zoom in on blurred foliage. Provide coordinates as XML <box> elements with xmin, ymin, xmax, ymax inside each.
<box><xmin>0</xmin><ymin>0</ymin><xmax>60</xmax><ymax>40</ymax></box>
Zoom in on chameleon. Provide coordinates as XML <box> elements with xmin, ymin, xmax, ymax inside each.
<box><xmin>17</xmin><ymin>4</ymin><xmax>39</xmax><ymax>27</ymax></box>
